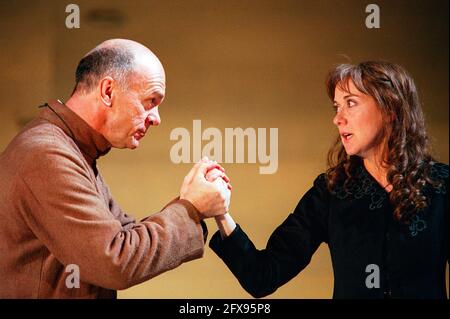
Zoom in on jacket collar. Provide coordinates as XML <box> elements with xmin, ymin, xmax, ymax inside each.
<box><xmin>331</xmin><ymin>159</ymin><xmax>388</xmax><ymax>210</ymax></box>
<box><xmin>39</xmin><ymin>99</ymin><xmax>111</xmax><ymax>166</ymax></box>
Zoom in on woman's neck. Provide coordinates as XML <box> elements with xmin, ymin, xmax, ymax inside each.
<box><xmin>363</xmin><ymin>157</ymin><xmax>393</xmax><ymax>192</ymax></box>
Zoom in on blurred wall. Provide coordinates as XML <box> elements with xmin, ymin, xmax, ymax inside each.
<box><xmin>0</xmin><ymin>0</ymin><xmax>448</xmax><ymax>298</ymax></box>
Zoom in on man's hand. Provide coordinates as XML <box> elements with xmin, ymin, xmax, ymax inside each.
<box><xmin>205</xmin><ymin>166</ymin><xmax>232</xmax><ymax>210</ymax></box>
<box><xmin>180</xmin><ymin>157</ymin><xmax>231</xmax><ymax>219</ymax></box>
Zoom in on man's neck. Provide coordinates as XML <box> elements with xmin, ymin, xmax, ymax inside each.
<box><xmin>65</xmin><ymin>94</ymin><xmax>105</xmax><ymax>133</ymax></box>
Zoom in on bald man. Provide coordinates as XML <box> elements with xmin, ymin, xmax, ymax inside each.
<box><xmin>0</xmin><ymin>39</ymin><xmax>231</xmax><ymax>298</ymax></box>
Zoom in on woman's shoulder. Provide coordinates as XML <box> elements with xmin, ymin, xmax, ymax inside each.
<box><xmin>429</xmin><ymin>162</ymin><xmax>449</xmax><ymax>180</ymax></box>
<box><xmin>426</xmin><ymin>161</ymin><xmax>448</xmax><ymax>195</ymax></box>
<box><xmin>313</xmin><ymin>172</ymin><xmax>329</xmax><ymax>190</ymax></box>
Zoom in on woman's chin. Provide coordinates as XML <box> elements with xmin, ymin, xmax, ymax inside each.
<box><xmin>343</xmin><ymin>147</ymin><xmax>357</xmax><ymax>156</ymax></box>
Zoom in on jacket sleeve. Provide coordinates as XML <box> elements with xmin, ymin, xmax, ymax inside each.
<box><xmin>97</xmin><ymin>173</ymin><xmax>136</xmax><ymax>231</ymax></box>
<box><xmin>97</xmin><ymin>174</ymin><xmax>208</xmax><ymax>241</ymax></box>
<box><xmin>14</xmin><ymin>143</ymin><xmax>207</xmax><ymax>290</ymax></box>
<box><xmin>209</xmin><ymin>174</ymin><xmax>330</xmax><ymax>298</ymax></box>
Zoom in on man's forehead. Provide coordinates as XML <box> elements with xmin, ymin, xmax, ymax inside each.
<box><xmin>129</xmin><ymin>68</ymin><xmax>166</xmax><ymax>96</ymax></box>
<box><xmin>122</xmin><ymin>47</ymin><xmax>166</xmax><ymax>92</ymax></box>
<box><xmin>133</xmin><ymin>54</ymin><xmax>164</xmax><ymax>76</ymax></box>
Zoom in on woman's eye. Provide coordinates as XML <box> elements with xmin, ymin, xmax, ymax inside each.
<box><xmin>347</xmin><ymin>100</ymin><xmax>356</xmax><ymax>107</ymax></box>
<box><xmin>333</xmin><ymin>105</ymin><xmax>342</xmax><ymax>113</ymax></box>
<box><xmin>333</xmin><ymin>105</ymin><xmax>338</xmax><ymax>113</ymax></box>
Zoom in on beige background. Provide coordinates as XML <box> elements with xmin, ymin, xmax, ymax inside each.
<box><xmin>0</xmin><ymin>0</ymin><xmax>448</xmax><ymax>298</ymax></box>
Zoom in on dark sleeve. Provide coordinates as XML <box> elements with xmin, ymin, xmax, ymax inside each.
<box><xmin>445</xmin><ymin>169</ymin><xmax>449</xmax><ymax>267</ymax></box>
<box><xmin>446</xmin><ymin>175</ymin><xmax>449</xmax><ymax>268</ymax></box>
<box><xmin>209</xmin><ymin>174</ymin><xmax>330</xmax><ymax>298</ymax></box>
<box><xmin>430</xmin><ymin>163</ymin><xmax>449</xmax><ymax>267</ymax></box>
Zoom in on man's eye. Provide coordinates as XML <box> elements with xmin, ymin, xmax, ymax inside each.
<box><xmin>144</xmin><ymin>99</ymin><xmax>156</xmax><ymax>110</ymax></box>
<box><xmin>347</xmin><ymin>100</ymin><xmax>356</xmax><ymax>107</ymax></box>
<box><xmin>149</xmin><ymin>98</ymin><xmax>158</xmax><ymax>107</ymax></box>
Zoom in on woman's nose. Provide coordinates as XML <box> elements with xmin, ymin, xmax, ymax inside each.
<box><xmin>333</xmin><ymin>111</ymin><xmax>347</xmax><ymax>126</ymax></box>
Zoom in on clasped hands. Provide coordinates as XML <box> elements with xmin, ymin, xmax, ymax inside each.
<box><xmin>180</xmin><ymin>156</ymin><xmax>232</xmax><ymax>219</ymax></box>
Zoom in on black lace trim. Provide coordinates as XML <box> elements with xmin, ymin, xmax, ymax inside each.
<box><xmin>427</xmin><ymin>162</ymin><xmax>448</xmax><ymax>194</ymax></box>
<box><xmin>330</xmin><ymin>162</ymin><xmax>448</xmax><ymax>211</ymax></box>
<box><xmin>332</xmin><ymin>166</ymin><xmax>387</xmax><ymax>210</ymax></box>
<box><xmin>408</xmin><ymin>211</ymin><xmax>427</xmax><ymax>237</ymax></box>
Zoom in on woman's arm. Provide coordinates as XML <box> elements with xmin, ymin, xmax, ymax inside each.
<box><xmin>214</xmin><ymin>213</ymin><xmax>237</xmax><ymax>239</ymax></box>
<box><xmin>208</xmin><ymin>174</ymin><xmax>331</xmax><ymax>298</ymax></box>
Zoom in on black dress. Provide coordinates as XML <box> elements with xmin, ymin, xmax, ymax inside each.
<box><xmin>209</xmin><ymin>162</ymin><xmax>449</xmax><ymax>299</ymax></box>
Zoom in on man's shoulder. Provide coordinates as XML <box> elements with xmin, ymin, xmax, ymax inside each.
<box><xmin>11</xmin><ymin>117</ymin><xmax>72</xmax><ymax>151</ymax></box>
<box><xmin>1</xmin><ymin>117</ymin><xmax>80</xmax><ymax>172</ymax></box>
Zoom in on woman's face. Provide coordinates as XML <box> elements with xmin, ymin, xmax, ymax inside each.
<box><xmin>332</xmin><ymin>79</ymin><xmax>386</xmax><ymax>160</ymax></box>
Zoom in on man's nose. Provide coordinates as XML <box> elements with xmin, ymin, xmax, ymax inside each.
<box><xmin>146</xmin><ymin>107</ymin><xmax>161</xmax><ymax>127</ymax></box>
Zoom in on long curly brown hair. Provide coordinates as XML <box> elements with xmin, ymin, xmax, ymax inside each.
<box><xmin>325</xmin><ymin>61</ymin><xmax>439</xmax><ymax>223</ymax></box>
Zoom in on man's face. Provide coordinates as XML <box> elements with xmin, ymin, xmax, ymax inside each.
<box><xmin>104</xmin><ymin>61</ymin><xmax>166</xmax><ymax>149</ymax></box>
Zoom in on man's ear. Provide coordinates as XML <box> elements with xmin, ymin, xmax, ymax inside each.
<box><xmin>99</xmin><ymin>76</ymin><xmax>114</xmax><ymax>107</ymax></box>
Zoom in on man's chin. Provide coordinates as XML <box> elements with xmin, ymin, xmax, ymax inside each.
<box><xmin>128</xmin><ymin>136</ymin><xmax>141</xmax><ymax>149</ymax></box>
<box><xmin>111</xmin><ymin>135</ymin><xmax>143</xmax><ymax>149</ymax></box>
<box><xmin>126</xmin><ymin>140</ymin><xmax>138</xmax><ymax>149</ymax></box>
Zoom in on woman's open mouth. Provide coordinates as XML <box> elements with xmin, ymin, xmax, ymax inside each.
<box><xmin>341</xmin><ymin>133</ymin><xmax>353</xmax><ymax>142</ymax></box>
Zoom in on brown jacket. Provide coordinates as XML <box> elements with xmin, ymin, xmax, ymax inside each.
<box><xmin>0</xmin><ymin>100</ymin><xmax>207</xmax><ymax>298</ymax></box>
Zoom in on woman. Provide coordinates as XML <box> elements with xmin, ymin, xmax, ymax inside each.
<box><xmin>208</xmin><ymin>61</ymin><xmax>448</xmax><ymax>299</ymax></box>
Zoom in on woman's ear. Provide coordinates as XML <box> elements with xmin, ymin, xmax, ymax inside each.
<box><xmin>388</xmin><ymin>110</ymin><xmax>397</xmax><ymax>124</ymax></box>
